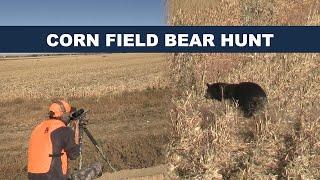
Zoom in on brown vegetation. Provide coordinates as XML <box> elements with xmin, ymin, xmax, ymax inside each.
<box><xmin>167</xmin><ymin>0</ymin><xmax>320</xmax><ymax>179</ymax></box>
<box><xmin>0</xmin><ymin>53</ymin><xmax>167</xmax><ymax>100</ymax></box>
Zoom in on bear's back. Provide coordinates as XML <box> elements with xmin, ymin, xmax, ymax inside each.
<box><xmin>235</xmin><ymin>82</ymin><xmax>267</xmax><ymax>99</ymax></box>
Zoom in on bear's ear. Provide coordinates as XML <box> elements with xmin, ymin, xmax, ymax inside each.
<box><xmin>206</xmin><ymin>83</ymin><xmax>210</xmax><ymax>87</ymax></box>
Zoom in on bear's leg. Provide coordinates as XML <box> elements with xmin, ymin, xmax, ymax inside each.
<box><xmin>243</xmin><ymin>109</ymin><xmax>254</xmax><ymax>118</ymax></box>
<box><xmin>240</xmin><ymin>100</ymin><xmax>255</xmax><ymax>118</ymax></box>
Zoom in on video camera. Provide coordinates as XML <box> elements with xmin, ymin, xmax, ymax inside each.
<box><xmin>70</xmin><ymin>108</ymin><xmax>88</xmax><ymax>125</ymax></box>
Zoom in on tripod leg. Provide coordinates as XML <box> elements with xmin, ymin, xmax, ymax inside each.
<box><xmin>78</xmin><ymin>125</ymin><xmax>84</xmax><ymax>170</ymax></box>
<box><xmin>83</xmin><ymin>127</ymin><xmax>117</xmax><ymax>172</ymax></box>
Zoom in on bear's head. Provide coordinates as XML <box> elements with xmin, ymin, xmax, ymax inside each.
<box><xmin>205</xmin><ymin>82</ymin><xmax>228</xmax><ymax>101</ymax></box>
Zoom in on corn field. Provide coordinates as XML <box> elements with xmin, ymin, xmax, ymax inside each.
<box><xmin>167</xmin><ymin>0</ymin><xmax>320</xmax><ymax>179</ymax></box>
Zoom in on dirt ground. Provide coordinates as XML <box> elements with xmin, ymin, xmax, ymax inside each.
<box><xmin>0</xmin><ymin>54</ymin><xmax>172</xmax><ymax>179</ymax></box>
<box><xmin>99</xmin><ymin>165</ymin><xmax>167</xmax><ymax>179</ymax></box>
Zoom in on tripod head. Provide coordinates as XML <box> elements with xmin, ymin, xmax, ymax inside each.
<box><xmin>70</xmin><ymin>108</ymin><xmax>89</xmax><ymax>126</ymax></box>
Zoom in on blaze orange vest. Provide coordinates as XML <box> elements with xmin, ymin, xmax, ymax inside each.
<box><xmin>28</xmin><ymin>119</ymin><xmax>68</xmax><ymax>174</ymax></box>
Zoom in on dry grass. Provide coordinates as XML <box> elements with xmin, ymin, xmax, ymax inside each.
<box><xmin>167</xmin><ymin>0</ymin><xmax>320</xmax><ymax>179</ymax></box>
<box><xmin>0</xmin><ymin>53</ymin><xmax>168</xmax><ymax>100</ymax></box>
<box><xmin>168</xmin><ymin>55</ymin><xmax>320</xmax><ymax>179</ymax></box>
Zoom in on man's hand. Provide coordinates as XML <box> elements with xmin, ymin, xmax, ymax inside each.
<box><xmin>72</xmin><ymin>120</ymin><xmax>80</xmax><ymax>144</ymax></box>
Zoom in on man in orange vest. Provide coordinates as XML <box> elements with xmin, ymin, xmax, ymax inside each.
<box><xmin>28</xmin><ymin>100</ymin><xmax>80</xmax><ymax>180</ymax></box>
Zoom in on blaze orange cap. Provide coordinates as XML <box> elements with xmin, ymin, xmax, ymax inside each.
<box><xmin>49</xmin><ymin>100</ymin><xmax>71</xmax><ymax>118</ymax></box>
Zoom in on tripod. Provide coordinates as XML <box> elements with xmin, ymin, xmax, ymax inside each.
<box><xmin>76</xmin><ymin>111</ymin><xmax>116</xmax><ymax>172</ymax></box>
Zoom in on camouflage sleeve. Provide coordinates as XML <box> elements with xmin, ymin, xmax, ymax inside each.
<box><xmin>71</xmin><ymin>162</ymin><xmax>103</xmax><ymax>180</ymax></box>
<box><xmin>63</xmin><ymin>127</ymin><xmax>80</xmax><ymax>160</ymax></box>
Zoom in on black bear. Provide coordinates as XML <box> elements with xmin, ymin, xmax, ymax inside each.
<box><xmin>205</xmin><ymin>82</ymin><xmax>267</xmax><ymax>117</ymax></box>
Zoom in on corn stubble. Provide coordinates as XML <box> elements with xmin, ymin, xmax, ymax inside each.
<box><xmin>167</xmin><ymin>0</ymin><xmax>320</xmax><ymax>179</ymax></box>
<box><xmin>0</xmin><ymin>53</ymin><xmax>168</xmax><ymax>101</ymax></box>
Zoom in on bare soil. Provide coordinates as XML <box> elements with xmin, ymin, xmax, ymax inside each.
<box><xmin>99</xmin><ymin>165</ymin><xmax>166</xmax><ymax>179</ymax></box>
